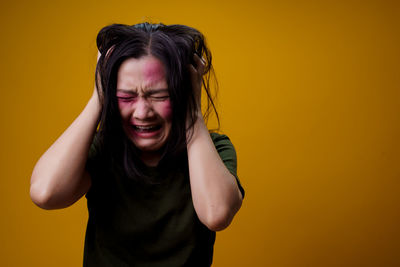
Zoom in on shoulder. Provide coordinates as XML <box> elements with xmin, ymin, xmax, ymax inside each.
<box><xmin>209</xmin><ymin>132</ymin><xmax>237</xmax><ymax>168</ymax></box>
<box><xmin>210</xmin><ymin>132</ymin><xmax>245</xmax><ymax>198</ymax></box>
<box><xmin>210</xmin><ymin>132</ymin><xmax>234</xmax><ymax>146</ymax></box>
<box><xmin>209</xmin><ymin>132</ymin><xmax>236</xmax><ymax>155</ymax></box>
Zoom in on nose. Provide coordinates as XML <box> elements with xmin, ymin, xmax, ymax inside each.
<box><xmin>133</xmin><ymin>97</ymin><xmax>154</xmax><ymax>120</ymax></box>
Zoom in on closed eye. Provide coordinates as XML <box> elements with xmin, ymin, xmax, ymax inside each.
<box><xmin>117</xmin><ymin>96</ymin><xmax>136</xmax><ymax>102</ymax></box>
<box><xmin>146</xmin><ymin>89</ymin><xmax>169</xmax><ymax>101</ymax></box>
<box><xmin>149</xmin><ymin>95</ymin><xmax>169</xmax><ymax>101</ymax></box>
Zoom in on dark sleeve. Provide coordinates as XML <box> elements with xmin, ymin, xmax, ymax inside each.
<box><xmin>210</xmin><ymin>132</ymin><xmax>245</xmax><ymax>198</ymax></box>
<box><xmin>85</xmin><ymin>135</ymin><xmax>101</xmax><ymax>200</ymax></box>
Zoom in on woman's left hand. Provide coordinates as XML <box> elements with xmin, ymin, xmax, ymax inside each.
<box><xmin>186</xmin><ymin>54</ymin><xmax>243</xmax><ymax>232</ymax></box>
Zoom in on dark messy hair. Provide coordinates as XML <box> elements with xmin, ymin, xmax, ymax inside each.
<box><xmin>94</xmin><ymin>22</ymin><xmax>219</xmax><ymax>182</ymax></box>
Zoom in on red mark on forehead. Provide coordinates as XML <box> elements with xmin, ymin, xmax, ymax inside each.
<box><xmin>142</xmin><ymin>57</ymin><xmax>166</xmax><ymax>82</ymax></box>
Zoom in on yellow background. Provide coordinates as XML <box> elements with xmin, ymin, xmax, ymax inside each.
<box><xmin>1</xmin><ymin>0</ymin><xmax>399</xmax><ymax>266</ymax></box>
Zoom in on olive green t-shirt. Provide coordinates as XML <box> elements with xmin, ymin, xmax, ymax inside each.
<box><xmin>83</xmin><ymin>133</ymin><xmax>244</xmax><ymax>267</ymax></box>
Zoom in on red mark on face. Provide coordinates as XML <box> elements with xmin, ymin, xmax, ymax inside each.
<box><xmin>116</xmin><ymin>56</ymin><xmax>173</xmax><ymax>158</ymax></box>
<box><xmin>142</xmin><ymin>58</ymin><xmax>167</xmax><ymax>85</ymax></box>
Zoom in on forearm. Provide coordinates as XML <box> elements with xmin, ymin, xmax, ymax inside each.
<box><xmin>30</xmin><ymin>94</ymin><xmax>101</xmax><ymax>209</ymax></box>
<box><xmin>187</xmin><ymin>117</ymin><xmax>242</xmax><ymax>231</ymax></box>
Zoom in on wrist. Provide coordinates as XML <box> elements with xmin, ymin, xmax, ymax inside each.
<box><xmin>187</xmin><ymin>113</ymin><xmax>207</xmax><ymax>147</ymax></box>
<box><xmin>87</xmin><ymin>92</ymin><xmax>102</xmax><ymax>123</ymax></box>
<box><xmin>90</xmin><ymin>89</ymin><xmax>101</xmax><ymax>107</ymax></box>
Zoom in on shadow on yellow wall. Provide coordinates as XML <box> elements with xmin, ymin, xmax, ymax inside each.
<box><xmin>0</xmin><ymin>0</ymin><xmax>399</xmax><ymax>266</ymax></box>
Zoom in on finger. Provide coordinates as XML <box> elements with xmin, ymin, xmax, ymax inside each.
<box><xmin>193</xmin><ymin>53</ymin><xmax>205</xmax><ymax>67</ymax></box>
<box><xmin>105</xmin><ymin>45</ymin><xmax>115</xmax><ymax>59</ymax></box>
<box><xmin>189</xmin><ymin>64</ymin><xmax>197</xmax><ymax>81</ymax></box>
<box><xmin>193</xmin><ymin>54</ymin><xmax>205</xmax><ymax>75</ymax></box>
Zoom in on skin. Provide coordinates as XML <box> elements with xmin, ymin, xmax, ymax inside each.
<box><xmin>30</xmin><ymin>51</ymin><xmax>242</xmax><ymax>231</ymax></box>
<box><xmin>116</xmin><ymin>56</ymin><xmax>172</xmax><ymax>166</ymax></box>
<box><xmin>186</xmin><ymin>55</ymin><xmax>243</xmax><ymax>231</ymax></box>
<box><xmin>30</xmin><ymin>90</ymin><xmax>99</xmax><ymax>210</ymax></box>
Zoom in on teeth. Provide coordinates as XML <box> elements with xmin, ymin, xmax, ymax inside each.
<box><xmin>135</xmin><ymin>125</ymin><xmax>156</xmax><ymax>130</ymax></box>
<box><xmin>133</xmin><ymin>125</ymin><xmax>161</xmax><ymax>132</ymax></box>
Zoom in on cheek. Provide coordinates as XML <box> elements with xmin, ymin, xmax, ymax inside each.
<box><xmin>118</xmin><ymin>101</ymin><xmax>132</xmax><ymax>120</ymax></box>
<box><xmin>158</xmin><ymin>100</ymin><xmax>173</xmax><ymax>121</ymax></box>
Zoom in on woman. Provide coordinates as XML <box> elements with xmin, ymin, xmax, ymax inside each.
<box><xmin>30</xmin><ymin>22</ymin><xmax>244</xmax><ymax>266</ymax></box>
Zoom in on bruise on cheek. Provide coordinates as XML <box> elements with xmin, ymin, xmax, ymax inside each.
<box><xmin>159</xmin><ymin>100</ymin><xmax>173</xmax><ymax>119</ymax></box>
<box><xmin>118</xmin><ymin>100</ymin><xmax>131</xmax><ymax>109</ymax></box>
<box><xmin>117</xmin><ymin>96</ymin><xmax>134</xmax><ymax>112</ymax></box>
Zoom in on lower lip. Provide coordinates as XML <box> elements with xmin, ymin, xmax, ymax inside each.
<box><xmin>129</xmin><ymin>126</ymin><xmax>163</xmax><ymax>138</ymax></box>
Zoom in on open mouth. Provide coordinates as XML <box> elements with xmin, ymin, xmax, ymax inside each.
<box><xmin>132</xmin><ymin>124</ymin><xmax>162</xmax><ymax>133</ymax></box>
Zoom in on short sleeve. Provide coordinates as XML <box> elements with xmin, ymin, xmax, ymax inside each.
<box><xmin>210</xmin><ymin>133</ymin><xmax>245</xmax><ymax>198</ymax></box>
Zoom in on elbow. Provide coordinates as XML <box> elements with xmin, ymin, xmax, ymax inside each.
<box><xmin>30</xmin><ymin>184</ymin><xmax>69</xmax><ymax>210</ymax></box>
<box><xmin>30</xmin><ymin>184</ymin><xmax>78</xmax><ymax>210</ymax></box>
<box><xmin>202</xmin><ymin>198</ymin><xmax>243</xmax><ymax>232</ymax></box>
<box><xmin>30</xmin><ymin>172</ymin><xmax>62</xmax><ymax>210</ymax></box>
<box><xmin>30</xmin><ymin>182</ymin><xmax>54</xmax><ymax>210</ymax></box>
<box><xmin>203</xmin><ymin>214</ymin><xmax>231</xmax><ymax>232</ymax></box>
<box><xmin>30</xmin><ymin>166</ymin><xmax>53</xmax><ymax>209</ymax></box>
<box><xmin>30</xmin><ymin>169</ymin><xmax>89</xmax><ymax>210</ymax></box>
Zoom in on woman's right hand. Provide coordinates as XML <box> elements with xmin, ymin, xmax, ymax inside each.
<box><xmin>93</xmin><ymin>46</ymin><xmax>114</xmax><ymax>106</ymax></box>
<box><xmin>92</xmin><ymin>51</ymin><xmax>103</xmax><ymax>106</ymax></box>
<box><xmin>30</xmin><ymin>51</ymin><xmax>102</xmax><ymax>210</ymax></box>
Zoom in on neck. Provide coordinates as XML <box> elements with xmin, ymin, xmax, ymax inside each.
<box><xmin>140</xmin><ymin>151</ymin><xmax>162</xmax><ymax>167</ymax></box>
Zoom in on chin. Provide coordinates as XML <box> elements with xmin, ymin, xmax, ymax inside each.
<box><xmin>125</xmin><ymin>129</ymin><xmax>171</xmax><ymax>154</ymax></box>
<box><xmin>133</xmin><ymin>140</ymin><xmax>166</xmax><ymax>153</ymax></box>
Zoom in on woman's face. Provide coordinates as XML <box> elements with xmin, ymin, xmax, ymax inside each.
<box><xmin>116</xmin><ymin>55</ymin><xmax>172</xmax><ymax>154</ymax></box>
